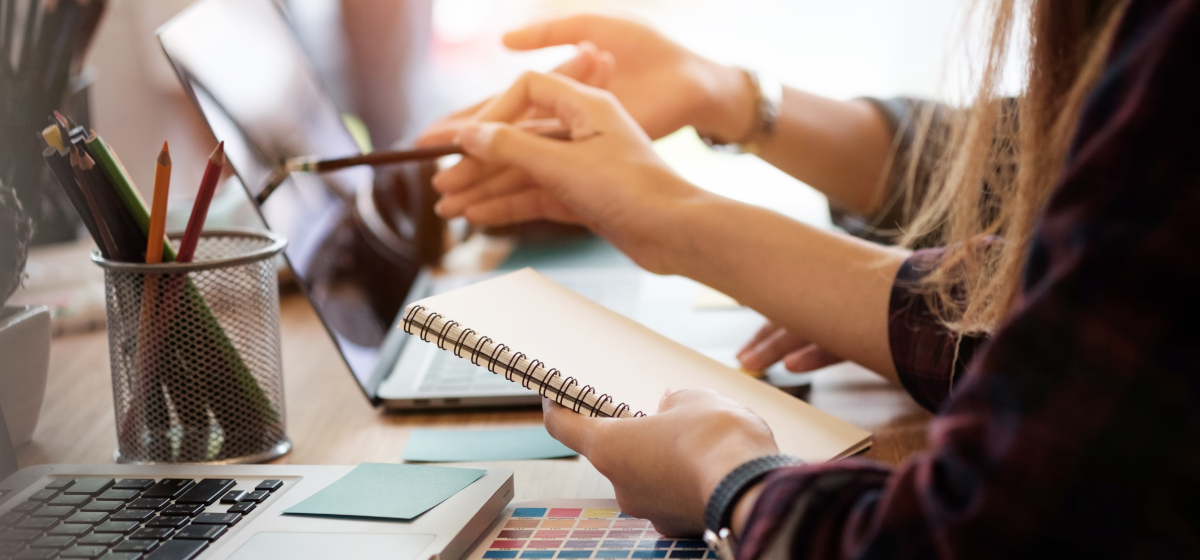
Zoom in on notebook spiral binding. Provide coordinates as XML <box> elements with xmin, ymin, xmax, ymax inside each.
<box><xmin>402</xmin><ymin>304</ymin><xmax>645</xmax><ymax>419</ymax></box>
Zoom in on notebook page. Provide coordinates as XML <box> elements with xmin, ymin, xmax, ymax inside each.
<box><xmin>410</xmin><ymin>268</ymin><xmax>871</xmax><ymax>463</ymax></box>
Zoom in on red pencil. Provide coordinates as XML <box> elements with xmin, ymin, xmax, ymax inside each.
<box><xmin>177</xmin><ymin>142</ymin><xmax>225</xmax><ymax>263</ymax></box>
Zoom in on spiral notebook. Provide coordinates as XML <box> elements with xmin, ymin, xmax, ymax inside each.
<box><xmin>401</xmin><ymin>268</ymin><xmax>871</xmax><ymax>462</ymax></box>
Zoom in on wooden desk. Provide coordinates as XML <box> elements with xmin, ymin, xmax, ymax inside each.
<box><xmin>18</xmin><ymin>292</ymin><xmax>932</xmax><ymax>502</ymax></box>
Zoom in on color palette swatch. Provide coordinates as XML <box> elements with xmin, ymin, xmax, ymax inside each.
<box><xmin>468</xmin><ymin>501</ymin><xmax>715</xmax><ymax>560</ymax></box>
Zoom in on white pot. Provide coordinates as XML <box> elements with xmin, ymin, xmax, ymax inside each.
<box><xmin>0</xmin><ymin>305</ymin><xmax>50</xmax><ymax>446</ymax></box>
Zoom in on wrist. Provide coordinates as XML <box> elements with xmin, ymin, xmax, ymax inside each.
<box><xmin>692</xmin><ymin>63</ymin><xmax>757</xmax><ymax>144</ymax></box>
<box><xmin>704</xmin><ymin>454</ymin><xmax>801</xmax><ymax>536</ymax></box>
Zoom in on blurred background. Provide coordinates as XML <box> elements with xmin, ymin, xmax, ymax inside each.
<box><xmin>15</xmin><ymin>0</ymin><xmax>1024</xmax><ymax>333</ymax></box>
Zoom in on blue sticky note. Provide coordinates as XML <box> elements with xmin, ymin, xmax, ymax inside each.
<box><xmin>283</xmin><ymin>463</ymin><xmax>485</xmax><ymax>520</ymax></box>
<box><xmin>403</xmin><ymin>427</ymin><xmax>578</xmax><ymax>462</ymax></box>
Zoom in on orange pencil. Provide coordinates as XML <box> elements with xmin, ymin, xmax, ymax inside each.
<box><xmin>177</xmin><ymin>142</ymin><xmax>224</xmax><ymax>263</ymax></box>
<box><xmin>146</xmin><ymin>142</ymin><xmax>172</xmax><ymax>264</ymax></box>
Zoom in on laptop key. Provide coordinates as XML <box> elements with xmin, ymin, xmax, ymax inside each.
<box><xmin>104</xmin><ymin>553</ymin><xmax>146</xmax><ymax>560</ymax></box>
<box><xmin>13</xmin><ymin>549</ymin><xmax>58</xmax><ymax>560</ymax></box>
<box><xmin>29</xmin><ymin>534</ymin><xmax>77</xmax><ymax>549</ymax></box>
<box><xmin>128</xmin><ymin>498</ymin><xmax>169</xmax><ymax>511</ymax></box>
<box><xmin>255</xmin><ymin>480</ymin><xmax>283</xmax><ymax>492</ymax></box>
<box><xmin>81</xmin><ymin>501</ymin><xmax>125</xmax><ymax>513</ymax></box>
<box><xmin>50</xmin><ymin>494</ymin><xmax>92</xmax><ymax>507</ymax></box>
<box><xmin>0</xmin><ymin>512</ymin><xmax>25</xmax><ymax>525</ymax></box>
<box><xmin>59</xmin><ymin>544</ymin><xmax>109</xmax><ymax>558</ymax></box>
<box><xmin>113</xmin><ymin>480</ymin><xmax>154</xmax><ymax>491</ymax></box>
<box><xmin>243</xmin><ymin>490</ymin><xmax>269</xmax><ymax>503</ymax></box>
<box><xmin>31</xmin><ymin>505</ymin><xmax>77</xmax><ymax>518</ymax></box>
<box><xmin>219</xmin><ymin>491</ymin><xmax>247</xmax><ymax>504</ymax></box>
<box><xmin>175</xmin><ymin>479</ymin><xmax>235</xmax><ymax>506</ymax></box>
<box><xmin>114</xmin><ymin>539</ymin><xmax>159</xmax><ymax>552</ymax></box>
<box><xmin>146</xmin><ymin>516</ymin><xmax>189</xmax><ymax>529</ymax></box>
<box><xmin>0</xmin><ymin>528</ymin><xmax>41</xmax><ymax>541</ymax></box>
<box><xmin>28</xmin><ymin>489</ymin><xmax>60</xmax><ymax>502</ymax></box>
<box><xmin>78</xmin><ymin>532</ymin><xmax>124</xmax><ymax>546</ymax></box>
<box><xmin>140</xmin><ymin>480</ymin><xmax>194</xmax><ymax>501</ymax></box>
<box><xmin>45</xmin><ymin>479</ymin><xmax>75</xmax><ymax>491</ymax></box>
<box><xmin>97</xmin><ymin>489</ymin><xmax>140</xmax><ymax>502</ymax></box>
<box><xmin>143</xmin><ymin>539</ymin><xmax>207</xmax><ymax>560</ymax></box>
<box><xmin>160</xmin><ymin>504</ymin><xmax>203</xmax><ymax>517</ymax></box>
<box><xmin>16</xmin><ymin>517</ymin><xmax>59</xmax><ymax>530</ymax></box>
<box><xmin>110</xmin><ymin>510</ymin><xmax>155</xmax><ymax>523</ymax></box>
<box><xmin>130</xmin><ymin>527</ymin><xmax>174</xmax><ymax>541</ymax></box>
<box><xmin>226</xmin><ymin>502</ymin><xmax>255</xmax><ymax>515</ymax></box>
<box><xmin>191</xmin><ymin>513</ymin><xmax>240</xmax><ymax>526</ymax></box>
<box><xmin>174</xmin><ymin>524</ymin><xmax>226</xmax><ymax>540</ymax></box>
<box><xmin>63</xmin><ymin>479</ymin><xmax>115</xmax><ymax>496</ymax></box>
<box><xmin>66</xmin><ymin>511</ymin><xmax>110</xmax><ymax>525</ymax></box>
<box><xmin>94</xmin><ymin>521</ymin><xmax>140</xmax><ymax>534</ymax></box>
<box><xmin>48</xmin><ymin>523</ymin><xmax>93</xmax><ymax>537</ymax></box>
<box><xmin>13</xmin><ymin>501</ymin><xmax>41</xmax><ymax>513</ymax></box>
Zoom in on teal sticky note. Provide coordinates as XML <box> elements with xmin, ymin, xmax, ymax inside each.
<box><xmin>283</xmin><ymin>463</ymin><xmax>485</xmax><ymax>520</ymax></box>
<box><xmin>403</xmin><ymin>426</ymin><xmax>579</xmax><ymax>462</ymax></box>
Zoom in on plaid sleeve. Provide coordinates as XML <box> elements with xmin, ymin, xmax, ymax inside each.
<box><xmin>736</xmin><ymin>1</ymin><xmax>1200</xmax><ymax>558</ymax></box>
<box><xmin>888</xmin><ymin>249</ymin><xmax>986</xmax><ymax>412</ymax></box>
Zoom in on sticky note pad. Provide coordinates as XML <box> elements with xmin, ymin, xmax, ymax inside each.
<box><xmin>403</xmin><ymin>427</ymin><xmax>578</xmax><ymax>462</ymax></box>
<box><xmin>283</xmin><ymin>463</ymin><xmax>485</xmax><ymax>520</ymax></box>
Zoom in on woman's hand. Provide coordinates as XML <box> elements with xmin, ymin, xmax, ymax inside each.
<box><xmin>543</xmin><ymin>389</ymin><xmax>779</xmax><ymax>536</ymax></box>
<box><xmin>737</xmin><ymin>321</ymin><xmax>843</xmax><ymax>374</ymax></box>
<box><xmin>433</xmin><ymin>71</ymin><xmax>709</xmax><ymax>273</ymax></box>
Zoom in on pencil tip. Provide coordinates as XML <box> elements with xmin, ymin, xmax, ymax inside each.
<box><xmin>212</xmin><ymin>141</ymin><xmax>225</xmax><ymax>165</ymax></box>
<box><xmin>158</xmin><ymin>142</ymin><xmax>172</xmax><ymax>166</ymax></box>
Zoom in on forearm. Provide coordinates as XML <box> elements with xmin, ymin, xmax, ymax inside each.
<box><xmin>696</xmin><ymin>77</ymin><xmax>895</xmax><ymax>216</ymax></box>
<box><xmin>648</xmin><ymin>190</ymin><xmax>905</xmax><ymax>380</ymax></box>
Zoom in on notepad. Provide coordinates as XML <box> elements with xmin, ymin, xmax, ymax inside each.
<box><xmin>401</xmin><ymin>268</ymin><xmax>872</xmax><ymax>463</ymax></box>
<box><xmin>283</xmin><ymin>463</ymin><xmax>485</xmax><ymax>520</ymax></box>
<box><xmin>404</xmin><ymin>427</ymin><xmax>579</xmax><ymax>462</ymax></box>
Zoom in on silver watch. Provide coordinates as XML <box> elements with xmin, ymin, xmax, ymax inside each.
<box><xmin>700</xmin><ymin>68</ymin><xmax>782</xmax><ymax>155</ymax></box>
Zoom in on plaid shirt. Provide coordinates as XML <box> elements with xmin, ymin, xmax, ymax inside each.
<box><xmin>739</xmin><ymin>1</ymin><xmax>1200</xmax><ymax>558</ymax></box>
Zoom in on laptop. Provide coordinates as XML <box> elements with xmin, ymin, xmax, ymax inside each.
<box><xmin>157</xmin><ymin>0</ymin><xmax>797</xmax><ymax>413</ymax></box>
<box><xmin>0</xmin><ymin>402</ymin><xmax>515</xmax><ymax>560</ymax></box>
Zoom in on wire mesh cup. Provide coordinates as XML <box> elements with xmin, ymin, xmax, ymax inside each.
<box><xmin>92</xmin><ymin>230</ymin><xmax>290</xmax><ymax>464</ymax></box>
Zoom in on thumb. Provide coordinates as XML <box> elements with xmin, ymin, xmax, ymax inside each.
<box><xmin>542</xmin><ymin>398</ymin><xmax>600</xmax><ymax>454</ymax></box>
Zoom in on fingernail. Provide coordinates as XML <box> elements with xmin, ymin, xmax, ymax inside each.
<box><xmin>458</xmin><ymin>123</ymin><xmax>495</xmax><ymax>153</ymax></box>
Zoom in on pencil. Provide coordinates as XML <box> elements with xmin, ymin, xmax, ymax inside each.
<box><xmin>146</xmin><ymin>141</ymin><xmax>171</xmax><ymax>264</ymax></box>
<box><xmin>177</xmin><ymin>142</ymin><xmax>224</xmax><ymax>263</ymax></box>
<box><xmin>70</xmin><ymin>147</ymin><xmax>118</xmax><ymax>258</ymax></box>
<box><xmin>44</xmin><ymin>145</ymin><xmax>106</xmax><ymax>257</ymax></box>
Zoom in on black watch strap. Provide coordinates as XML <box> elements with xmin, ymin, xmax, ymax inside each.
<box><xmin>704</xmin><ymin>454</ymin><xmax>802</xmax><ymax>534</ymax></box>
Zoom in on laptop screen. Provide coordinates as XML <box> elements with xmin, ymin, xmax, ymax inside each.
<box><xmin>158</xmin><ymin>0</ymin><xmax>425</xmax><ymax>395</ymax></box>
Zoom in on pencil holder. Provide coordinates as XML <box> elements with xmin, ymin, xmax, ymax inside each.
<box><xmin>93</xmin><ymin>229</ymin><xmax>290</xmax><ymax>464</ymax></box>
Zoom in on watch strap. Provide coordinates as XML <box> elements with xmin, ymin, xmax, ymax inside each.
<box><xmin>704</xmin><ymin>454</ymin><xmax>802</xmax><ymax>534</ymax></box>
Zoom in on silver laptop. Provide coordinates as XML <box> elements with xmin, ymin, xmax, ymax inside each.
<box><xmin>0</xmin><ymin>403</ymin><xmax>514</xmax><ymax>560</ymax></box>
<box><xmin>158</xmin><ymin>0</ymin><xmax>795</xmax><ymax>413</ymax></box>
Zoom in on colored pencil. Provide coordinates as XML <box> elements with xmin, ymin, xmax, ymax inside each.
<box><xmin>146</xmin><ymin>141</ymin><xmax>171</xmax><ymax>264</ymax></box>
<box><xmin>43</xmin><ymin>145</ymin><xmax>107</xmax><ymax>257</ymax></box>
<box><xmin>177</xmin><ymin>142</ymin><xmax>224</xmax><ymax>263</ymax></box>
<box><xmin>69</xmin><ymin>147</ymin><xmax>117</xmax><ymax>257</ymax></box>
<box><xmin>87</xmin><ymin>131</ymin><xmax>176</xmax><ymax>261</ymax></box>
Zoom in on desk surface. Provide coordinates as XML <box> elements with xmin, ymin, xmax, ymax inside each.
<box><xmin>19</xmin><ymin>292</ymin><xmax>932</xmax><ymax>502</ymax></box>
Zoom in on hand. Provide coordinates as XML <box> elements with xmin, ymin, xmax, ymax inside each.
<box><xmin>433</xmin><ymin>71</ymin><xmax>708</xmax><ymax>274</ymax></box>
<box><xmin>737</xmin><ymin>321</ymin><xmax>843</xmax><ymax>374</ymax></box>
<box><xmin>543</xmin><ymin>388</ymin><xmax>779</xmax><ymax>536</ymax></box>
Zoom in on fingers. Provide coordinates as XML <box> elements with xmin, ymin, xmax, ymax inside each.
<box><xmin>473</xmin><ymin>71</ymin><xmax>607</xmax><ymax>133</ymax></box>
<box><xmin>461</xmin><ymin>188</ymin><xmax>581</xmax><ymax>226</ymax></box>
<box><xmin>503</xmin><ymin>14</ymin><xmax>602</xmax><ymax>50</ymax></box>
<box><xmin>657</xmin><ymin>388</ymin><xmax>722</xmax><ymax>413</ymax></box>
<box><xmin>738</xmin><ymin>322</ymin><xmax>779</xmax><ymax>356</ymax></box>
<box><xmin>416</xmin><ymin>97</ymin><xmax>491</xmax><ymax>146</ymax></box>
<box><xmin>782</xmin><ymin>345</ymin><xmax>843</xmax><ymax>372</ymax></box>
<box><xmin>434</xmin><ymin>167</ymin><xmax>529</xmax><ymax>218</ymax></box>
<box><xmin>737</xmin><ymin>327</ymin><xmax>809</xmax><ymax>372</ymax></box>
<box><xmin>542</xmin><ymin>397</ymin><xmax>600</xmax><ymax>454</ymax></box>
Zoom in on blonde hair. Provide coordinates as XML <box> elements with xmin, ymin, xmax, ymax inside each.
<box><xmin>900</xmin><ymin>0</ymin><xmax>1131</xmax><ymax>334</ymax></box>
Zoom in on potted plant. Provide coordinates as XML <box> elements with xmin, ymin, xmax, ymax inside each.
<box><xmin>0</xmin><ymin>178</ymin><xmax>50</xmax><ymax>446</ymax></box>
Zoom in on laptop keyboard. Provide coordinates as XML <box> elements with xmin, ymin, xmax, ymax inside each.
<box><xmin>0</xmin><ymin>477</ymin><xmax>283</xmax><ymax>560</ymax></box>
<box><xmin>417</xmin><ymin>273</ymin><xmax>639</xmax><ymax>394</ymax></box>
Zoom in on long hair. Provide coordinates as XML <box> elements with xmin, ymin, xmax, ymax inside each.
<box><xmin>898</xmin><ymin>0</ymin><xmax>1131</xmax><ymax>334</ymax></box>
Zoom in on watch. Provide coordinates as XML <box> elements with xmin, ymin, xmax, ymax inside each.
<box><xmin>704</xmin><ymin>454</ymin><xmax>802</xmax><ymax>535</ymax></box>
<box><xmin>699</xmin><ymin>68</ymin><xmax>783</xmax><ymax>155</ymax></box>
